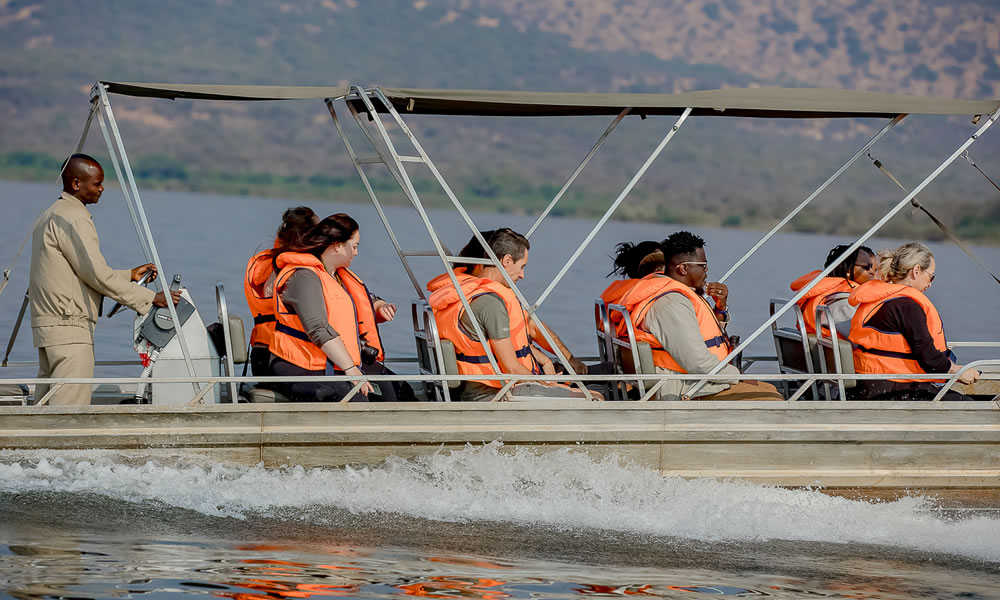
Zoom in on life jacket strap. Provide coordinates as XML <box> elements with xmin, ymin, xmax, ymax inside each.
<box><xmin>456</xmin><ymin>345</ymin><xmax>532</xmax><ymax>364</ymax></box>
<box><xmin>253</xmin><ymin>314</ymin><xmax>277</xmax><ymax>325</ymax></box>
<box><xmin>275</xmin><ymin>323</ymin><xmax>311</xmax><ymax>343</ymax></box>
<box><xmin>856</xmin><ymin>345</ymin><xmax>918</xmax><ymax>361</ymax></box>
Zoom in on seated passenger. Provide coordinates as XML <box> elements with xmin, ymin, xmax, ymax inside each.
<box><xmin>270</xmin><ymin>213</ymin><xmax>409</xmax><ymax>402</ymax></box>
<box><xmin>428</xmin><ymin>228</ymin><xmax>598</xmax><ymax>401</ymax></box>
<box><xmin>602</xmin><ymin>241</ymin><xmax>665</xmax><ymax>332</ymax></box>
<box><xmin>430</xmin><ymin>230</ymin><xmax>596</xmax><ymax>375</ymax></box>
<box><xmin>601</xmin><ymin>241</ymin><xmax>664</xmax><ymax>305</ymax></box>
<box><xmin>848</xmin><ymin>242</ymin><xmax>980</xmax><ymax>401</ymax></box>
<box><xmin>244</xmin><ymin>206</ymin><xmax>318</xmax><ymax>377</ymax></box>
<box><xmin>619</xmin><ymin>231</ymin><xmax>783</xmax><ymax>401</ymax></box>
<box><xmin>789</xmin><ymin>244</ymin><xmax>874</xmax><ymax>338</ymax></box>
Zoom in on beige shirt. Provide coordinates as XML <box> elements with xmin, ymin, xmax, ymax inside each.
<box><xmin>29</xmin><ymin>192</ymin><xmax>155</xmax><ymax>347</ymax></box>
<box><xmin>643</xmin><ymin>292</ymin><xmax>739</xmax><ymax>400</ymax></box>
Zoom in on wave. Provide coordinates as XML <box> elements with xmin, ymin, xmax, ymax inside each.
<box><xmin>1</xmin><ymin>443</ymin><xmax>998</xmax><ymax>562</ymax></box>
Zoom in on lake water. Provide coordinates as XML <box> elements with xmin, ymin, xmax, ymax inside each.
<box><xmin>2</xmin><ymin>180</ymin><xmax>1000</xmax><ymax>597</ymax></box>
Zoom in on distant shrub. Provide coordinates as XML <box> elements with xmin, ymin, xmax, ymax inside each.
<box><xmin>911</xmin><ymin>64</ymin><xmax>938</xmax><ymax>81</ymax></box>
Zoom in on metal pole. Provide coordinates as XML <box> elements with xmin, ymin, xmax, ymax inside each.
<box><xmin>525</xmin><ymin>108</ymin><xmax>630</xmax><ymax>238</ymax></box>
<box><xmin>326</xmin><ymin>99</ymin><xmax>425</xmax><ymax>298</ymax></box>
<box><xmin>717</xmin><ymin>115</ymin><xmax>904</xmax><ymax>284</ymax></box>
<box><xmin>369</xmin><ymin>88</ymin><xmax>591</xmax><ymax>397</ymax></box>
<box><xmin>532</xmin><ymin>108</ymin><xmax>693</xmax><ymax>312</ymax></box>
<box><xmin>349</xmin><ymin>87</ymin><xmax>505</xmax><ymax>380</ymax></box>
<box><xmin>688</xmin><ymin>108</ymin><xmax>998</xmax><ymax>398</ymax></box>
<box><xmin>96</xmin><ymin>85</ymin><xmax>201</xmax><ymax>394</ymax></box>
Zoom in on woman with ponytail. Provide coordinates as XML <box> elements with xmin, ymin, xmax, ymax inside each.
<box><xmin>243</xmin><ymin>206</ymin><xmax>318</xmax><ymax>377</ymax></box>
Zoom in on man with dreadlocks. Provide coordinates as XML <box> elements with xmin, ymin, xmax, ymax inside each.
<box><xmin>619</xmin><ymin>231</ymin><xmax>783</xmax><ymax>401</ymax></box>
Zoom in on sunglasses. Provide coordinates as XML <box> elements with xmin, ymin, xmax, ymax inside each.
<box><xmin>681</xmin><ymin>261</ymin><xmax>708</xmax><ymax>269</ymax></box>
<box><xmin>854</xmin><ymin>263</ymin><xmax>873</xmax><ymax>271</ymax></box>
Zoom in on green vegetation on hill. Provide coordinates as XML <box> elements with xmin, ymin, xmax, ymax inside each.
<box><xmin>2</xmin><ymin>0</ymin><xmax>998</xmax><ymax>242</ymax></box>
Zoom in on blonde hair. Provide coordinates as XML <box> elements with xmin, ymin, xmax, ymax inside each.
<box><xmin>875</xmin><ymin>242</ymin><xmax>934</xmax><ymax>283</ymax></box>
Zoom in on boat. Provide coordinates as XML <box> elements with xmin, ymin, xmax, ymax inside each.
<box><xmin>0</xmin><ymin>82</ymin><xmax>998</xmax><ymax>503</ymax></box>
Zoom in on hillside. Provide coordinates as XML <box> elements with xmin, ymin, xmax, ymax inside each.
<box><xmin>1</xmin><ymin>0</ymin><xmax>998</xmax><ymax>241</ymax></box>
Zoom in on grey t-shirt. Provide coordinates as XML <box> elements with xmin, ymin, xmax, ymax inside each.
<box><xmin>458</xmin><ymin>293</ymin><xmax>512</xmax><ymax>401</ymax></box>
<box><xmin>279</xmin><ymin>269</ymin><xmax>339</xmax><ymax>346</ymax></box>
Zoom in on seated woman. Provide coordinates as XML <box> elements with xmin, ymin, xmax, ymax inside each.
<box><xmin>848</xmin><ymin>242</ymin><xmax>980</xmax><ymax>401</ymax></box>
<box><xmin>270</xmin><ymin>213</ymin><xmax>410</xmax><ymax>402</ymax></box>
<box><xmin>601</xmin><ymin>241</ymin><xmax>664</xmax><ymax>307</ymax></box>
<box><xmin>789</xmin><ymin>244</ymin><xmax>874</xmax><ymax>338</ymax></box>
<box><xmin>243</xmin><ymin>206</ymin><xmax>318</xmax><ymax>377</ymax></box>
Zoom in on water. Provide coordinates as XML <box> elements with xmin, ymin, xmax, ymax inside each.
<box><xmin>2</xmin><ymin>444</ymin><xmax>1000</xmax><ymax>598</ymax></box>
<box><xmin>2</xmin><ymin>180</ymin><xmax>1000</xmax><ymax>596</ymax></box>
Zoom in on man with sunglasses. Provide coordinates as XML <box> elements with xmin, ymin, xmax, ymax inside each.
<box><xmin>789</xmin><ymin>244</ymin><xmax>875</xmax><ymax>339</ymax></box>
<box><xmin>619</xmin><ymin>231</ymin><xmax>782</xmax><ymax>401</ymax></box>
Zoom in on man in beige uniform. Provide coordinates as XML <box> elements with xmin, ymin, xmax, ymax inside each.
<box><xmin>29</xmin><ymin>154</ymin><xmax>180</xmax><ymax>405</ymax></box>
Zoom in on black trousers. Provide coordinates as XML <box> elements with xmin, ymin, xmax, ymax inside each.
<box><xmin>854</xmin><ymin>380</ymin><xmax>983</xmax><ymax>401</ymax></box>
<box><xmin>270</xmin><ymin>357</ymin><xmax>365</xmax><ymax>403</ymax></box>
<box><xmin>250</xmin><ymin>345</ymin><xmax>272</xmax><ymax>378</ymax></box>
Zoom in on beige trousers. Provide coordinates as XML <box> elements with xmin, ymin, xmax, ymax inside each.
<box><xmin>35</xmin><ymin>344</ymin><xmax>95</xmax><ymax>405</ymax></box>
<box><xmin>697</xmin><ymin>380</ymin><xmax>785</xmax><ymax>401</ymax></box>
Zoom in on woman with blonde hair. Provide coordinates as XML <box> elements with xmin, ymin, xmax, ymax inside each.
<box><xmin>848</xmin><ymin>242</ymin><xmax>980</xmax><ymax>400</ymax></box>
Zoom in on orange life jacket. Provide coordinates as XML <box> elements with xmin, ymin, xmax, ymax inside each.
<box><xmin>270</xmin><ymin>253</ymin><xmax>384</xmax><ymax>371</ymax></box>
<box><xmin>789</xmin><ymin>270</ymin><xmax>855</xmax><ymax>335</ymax></box>
<box><xmin>244</xmin><ymin>250</ymin><xmax>278</xmax><ymax>348</ymax></box>
<box><xmin>426</xmin><ymin>268</ymin><xmax>475</xmax><ymax>294</ymax></box>
<box><xmin>599</xmin><ymin>279</ymin><xmax>639</xmax><ymax>332</ymax></box>
<box><xmin>619</xmin><ymin>274</ymin><xmax>730</xmax><ymax>373</ymax></box>
<box><xmin>848</xmin><ymin>280</ymin><xmax>948</xmax><ymax>382</ymax></box>
<box><xmin>429</xmin><ymin>276</ymin><xmax>540</xmax><ymax>387</ymax></box>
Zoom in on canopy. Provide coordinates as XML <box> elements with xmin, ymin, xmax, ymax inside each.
<box><xmin>99</xmin><ymin>81</ymin><xmax>1000</xmax><ymax>119</ymax></box>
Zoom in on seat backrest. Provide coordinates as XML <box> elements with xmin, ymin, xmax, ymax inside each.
<box><xmin>419</xmin><ymin>301</ymin><xmax>463</xmax><ymax>397</ymax></box>
<box><xmin>227</xmin><ymin>315</ymin><xmax>247</xmax><ymax>364</ymax></box>
<box><xmin>815</xmin><ymin>304</ymin><xmax>856</xmax><ymax>399</ymax></box>
<box><xmin>768</xmin><ymin>298</ymin><xmax>816</xmax><ymax>375</ymax></box>
<box><xmin>608</xmin><ymin>303</ymin><xmax>657</xmax><ymax>396</ymax></box>
<box><xmin>594</xmin><ymin>298</ymin><xmax>612</xmax><ymax>363</ymax></box>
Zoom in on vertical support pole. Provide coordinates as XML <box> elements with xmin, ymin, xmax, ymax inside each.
<box><xmin>326</xmin><ymin>98</ymin><xmax>424</xmax><ymax>298</ymax></box>
<box><xmin>688</xmin><ymin>108</ymin><xmax>998</xmax><ymax>398</ymax></box>
<box><xmin>525</xmin><ymin>108</ymin><xmax>630</xmax><ymax>238</ymax></box>
<box><xmin>96</xmin><ymin>84</ymin><xmax>201</xmax><ymax>394</ymax></box>
<box><xmin>368</xmin><ymin>88</ymin><xmax>592</xmax><ymax>398</ymax></box>
<box><xmin>96</xmin><ymin>110</ymin><xmax>153</xmax><ymax>263</ymax></box>
<box><xmin>531</xmin><ymin>108</ymin><xmax>693</xmax><ymax>313</ymax></box>
<box><xmin>717</xmin><ymin>115</ymin><xmax>904</xmax><ymax>284</ymax></box>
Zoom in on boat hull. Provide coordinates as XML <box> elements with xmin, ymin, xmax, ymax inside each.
<box><xmin>1</xmin><ymin>401</ymin><xmax>998</xmax><ymax>499</ymax></box>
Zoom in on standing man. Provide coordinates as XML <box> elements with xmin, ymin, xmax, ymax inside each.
<box><xmin>620</xmin><ymin>231</ymin><xmax>783</xmax><ymax>400</ymax></box>
<box><xmin>29</xmin><ymin>154</ymin><xmax>181</xmax><ymax>405</ymax></box>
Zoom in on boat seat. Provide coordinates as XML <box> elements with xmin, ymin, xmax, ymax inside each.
<box><xmin>240</xmin><ymin>383</ymin><xmax>292</xmax><ymax>403</ymax></box>
<box><xmin>815</xmin><ymin>304</ymin><xmax>856</xmax><ymax>400</ymax></box>
<box><xmin>0</xmin><ymin>383</ymin><xmax>28</xmax><ymax>406</ymax></box>
<box><xmin>769</xmin><ymin>298</ymin><xmax>819</xmax><ymax>400</ymax></box>
<box><xmin>412</xmin><ymin>299</ymin><xmax>460</xmax><ymax>400</ymax></box>
<box><xmin>607</xmin><ymin>303</ymin><xmax>658</xmax><ymax>398</ymax></box>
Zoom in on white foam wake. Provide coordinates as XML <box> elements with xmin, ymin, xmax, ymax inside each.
<box><xmin>1</xmin><ymin>443</ymin><xmax>997</xmax><ymax>562</ymax></box>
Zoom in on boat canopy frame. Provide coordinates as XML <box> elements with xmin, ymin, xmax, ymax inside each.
<box><xmin>5</xmin><ymin>81</ymin><xmax>999</xmax><ymax>403</ymax></box>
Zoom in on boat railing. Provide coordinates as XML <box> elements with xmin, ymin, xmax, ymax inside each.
<box><xmin>2</xmin><ymin>370</ymin><xmax>996</xmax><ymax>407</ymax></box>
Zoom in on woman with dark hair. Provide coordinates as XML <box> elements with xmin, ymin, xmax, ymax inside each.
<box><xmin>244</xmin><ymin>206</ymin><xmax>318</xmax><ymax>377</ymax></box>
<box><xmin>270</xmin><ymin>213</ymin><xmax>406</xmax><ymax>402</ymax></box>
<box><xmin>789</xmin><ymin>243</ymin><xmax>875</xmax><ymax>337</ymax></box>
<box><xmin>602</xmin><ymin>241</ymin><xmax>664</xmax><ymax>306</ymax></box>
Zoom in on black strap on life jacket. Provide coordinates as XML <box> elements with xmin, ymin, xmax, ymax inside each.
<box><xmin>253</xmin><ymin>314</ymin><xmax>276</xmax><ymax>325</ymax></box>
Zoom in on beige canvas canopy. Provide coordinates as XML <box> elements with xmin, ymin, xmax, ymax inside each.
<box><xmin>100</xmin><ymin>81</ymin><xmax>1000</xmax><ymax>119</ymax></box>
